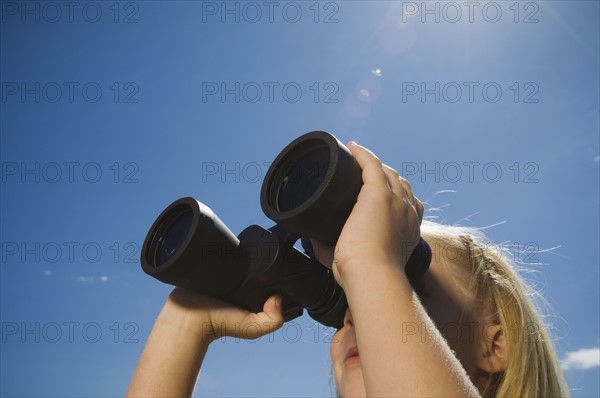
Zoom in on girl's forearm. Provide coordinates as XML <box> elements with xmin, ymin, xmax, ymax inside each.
<box><xmin>126</xmin><ymin>298</ymin><xmax>214</xmax><ymax>398</ymax></box>
<box><xmin>341</xmin><ymin>263</ymin><xmax>480</xmax><ymax>397</ymax></box>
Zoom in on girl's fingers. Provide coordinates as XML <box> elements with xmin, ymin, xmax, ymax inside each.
<box><xmin>237</xmin><ymin>295</ymin><xmax>284</xmax><ymax>339</ymax></box>
<box><xmin>382</xmin><ymin>164</ymin><xmax>407</xmax><ymax>197</ymax></box>
<box><xmin>348</xmin><ymin>142</ymin><xmax>417</xmax><ymax>210</ymax></box>
<box><xmin>415</xmin><ymin>198</ymin><xmax>424</xmax><ymax>223</ymax></box>
<box><xmin>380</xmin><ymin>159</ymin><xmax>425</xmax><ymax>225</ymax></box>
<box><xmin>399</xmin><ymin>175</ymin><xmax>413</xmax><ymax>198</ymax></box>
<box><xmin>261</xmin><ymin>294</ymin><xmax>284</xmax><ymax>323</ymax></box>
<box><xmin>398</xmin><ymin>176</ymin><xmax>424</xmax><ymax>223</ymax></box>
<box><xmin>346</xmin><ymin>141</ymin><xmax>389</xmax><ymax>188</ymax></box>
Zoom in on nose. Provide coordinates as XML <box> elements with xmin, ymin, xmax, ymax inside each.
<box><xmin>343</xmin><ymin>308</ymin><xmax>354</xmax><ymax>328</ymax></box>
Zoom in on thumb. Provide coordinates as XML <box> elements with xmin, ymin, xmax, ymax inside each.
<box><xmin>262</xmin><ymin>294</ymin><xmax>284</xmax><ymax>322</ymax></box>
<box><xmin>239</xmin><ymin>294</ymin><xmax>284</xmax><ymax>339</ymax></box>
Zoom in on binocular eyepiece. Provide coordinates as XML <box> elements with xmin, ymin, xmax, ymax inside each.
<box><xmin>141</xmin><ymin>131</ymin><xmax>431</xmax><ymax>328</ymax></box>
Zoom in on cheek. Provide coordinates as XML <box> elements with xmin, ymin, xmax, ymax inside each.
<box><xmin>330</xmin><ymin>330</ymin><xmax>343</xmax><ymax>361</ymax></box>
<box><xmin>330</xmin><ymin>330</ymin><xmax>344</xmax><ymax>378</ymax></box>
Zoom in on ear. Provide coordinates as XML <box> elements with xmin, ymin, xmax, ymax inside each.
<box><xmin>476</xmin><ymin>324</ymin><xmax>507</xmax><ymax>374</ymax></box>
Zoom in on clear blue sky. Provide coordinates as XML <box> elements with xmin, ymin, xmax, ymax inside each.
<box><xmin>1</xmin><ymin>1</ymin><xmax>598</xmax><ymax>396</ymax></box>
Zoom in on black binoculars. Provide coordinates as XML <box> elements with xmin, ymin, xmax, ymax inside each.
<box><xmin>140</xmin><ymin>131</ymin><xmax>431</xmax><ymax>328</ymax></box>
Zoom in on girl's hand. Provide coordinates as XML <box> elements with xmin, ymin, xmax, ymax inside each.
<box><xmin>311</xmin><ymin>141</ymin><xmax>424</xmax><ymax>288</ymax></box>
<box><xmin>167</xmin><ymin>287</ymin><xmax>284</xmax><ymax>343</ymax></box>
<box><xmin>127</xmin><ymin>288</ymin><xmax>284</xmax><ymax>397</ymax></box>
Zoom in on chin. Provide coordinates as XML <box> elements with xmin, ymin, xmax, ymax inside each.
<box><xmin>339</xmin><ymin>370</ymin><xmax>367</xmax><ymax>398</ymax></box>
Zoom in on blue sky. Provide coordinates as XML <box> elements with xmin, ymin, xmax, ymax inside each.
<box><xmin>1</xmin><ymin>1</ymin><xmax>598</xmax><ymax>396</ymax></box>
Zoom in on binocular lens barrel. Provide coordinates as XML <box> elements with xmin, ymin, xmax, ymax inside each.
<box><xmin>261</xmin><ymin>132</ymin><xmax>362</xmax><ymax>244</ymax></box>
<box><xmin>141</xmin><ymin>198</ymin><xmax>246</xmax><ymax>298</ymax></box>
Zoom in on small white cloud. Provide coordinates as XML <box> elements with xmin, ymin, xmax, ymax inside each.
<box><xmin>43</xmin><ymin>270</ymin><xmax>52</xmax><ymax>277</ymax></box>
<box><xmin>76</xmin><ymin>275</ymin><xmax>109</xmax><ymax>283</ymax></box>
<box><xmin>593</xmin><ymin>154</ymin><xmax>600</xmax><ymax>163</ymax></box>
<box><xmin>561</xmin><ymin>348</ymin><xmax>600</xmax><ymax>370</ymax></box>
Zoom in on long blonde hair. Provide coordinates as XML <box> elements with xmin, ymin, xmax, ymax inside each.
<box><xmin>421</xmin><ymin>221</ymin><xmax>569</xmax><ymax>397</ymax></box>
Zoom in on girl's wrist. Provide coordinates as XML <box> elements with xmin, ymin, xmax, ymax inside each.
<box><xmin>162</xmin><ymin>292</ymin><xmax>218</xmax><ymax>344</ymax></box>
<box><xmin>334</xmin><ymin>257</ymin><xmax>408</xmax><ymax>291</ymax></box>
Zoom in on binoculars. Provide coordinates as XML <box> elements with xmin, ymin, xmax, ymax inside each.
<box><xmin>140</xmin><ymin>131</ymin><xmax>431</xmax><ymax>328</ymax></box>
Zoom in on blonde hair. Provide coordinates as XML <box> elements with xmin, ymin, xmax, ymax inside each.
<box><xmin>420</xmin><ymin>221</ymin><xmax>569</xmax><ymax>397</ymax></box>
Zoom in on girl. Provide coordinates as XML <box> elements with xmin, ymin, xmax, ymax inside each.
<box><xmin>127</xmin><ymin>141</ymin><xmax>568</xmax><ymax>397</ymax></box>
